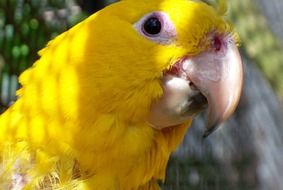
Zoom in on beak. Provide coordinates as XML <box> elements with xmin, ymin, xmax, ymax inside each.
<box><xmin>183</xmin><ymin>40</ymin><xmax>243</xmax><ymax>137</ymax></box>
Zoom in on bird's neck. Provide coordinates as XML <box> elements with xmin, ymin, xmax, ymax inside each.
<box><xmin>0</xmin><ymin>99</ymin><xmax>191</xmax><ymax>189</ymax></box>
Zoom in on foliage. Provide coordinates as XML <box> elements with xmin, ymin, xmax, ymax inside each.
<box><xmin>0</xmin><ymin>0</ymin><xmax>86</xmax><ymax>108</ymax></box>
<box><xmin>227</xmin><ymin>0</ymin><xmax>283</xmax><ymax>97</ymax></box>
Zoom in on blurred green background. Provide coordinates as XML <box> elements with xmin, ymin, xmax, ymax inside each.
<box><xmin>1</xmin><ymin>0</ymin><xmax>283</xmax><ymax>190</ymax></box>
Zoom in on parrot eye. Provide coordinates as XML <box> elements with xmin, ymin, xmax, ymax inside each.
<box><xmin>134</xmin><ymin>12</ymin><xmax>176</xmax><ymax>44</ymax></box>
<box><xmin>143</xmin><ymin>17</ymin><xmax>162</xmax><ymax>35</ymax></box>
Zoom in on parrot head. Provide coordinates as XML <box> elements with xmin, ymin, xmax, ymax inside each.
<box><xmin>81</xmin><ymin>0</ymin><xmax>243</xmax><ymax>136</ymax></box>
<box><xmin>18</xmin><ymin>0</ymin><xmax>243</xmax><ymax>138</ymax></box>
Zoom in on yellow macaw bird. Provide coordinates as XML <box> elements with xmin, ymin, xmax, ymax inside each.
<box><xmin>0</xmin><ymin>0</ymin><xmax>243</xmax><ymax>189</ymax></box>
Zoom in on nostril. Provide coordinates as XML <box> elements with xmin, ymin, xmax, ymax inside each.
<box><xmin>213</xmin><ymin>36</ymin><xmax>222</xmax><ymax>51</ymax></box>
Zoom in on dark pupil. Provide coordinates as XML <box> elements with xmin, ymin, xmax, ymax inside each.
<box><xmin>143</xmin><ymin>17</ymin><xmax>162</xmax><ymax>35</ymax></box>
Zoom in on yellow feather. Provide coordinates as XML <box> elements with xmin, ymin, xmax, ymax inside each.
<box><xmin>0</xmin><ymin>0</ymin><xmax>234</xmax><ymax>189</ymax></box>
<box><xmin>217</xmin><ymin>0</ymin><xmax>228</xmax><ymax>15</ymax></box>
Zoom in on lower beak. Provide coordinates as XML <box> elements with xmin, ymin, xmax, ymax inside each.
<box><xmin>183</xmin><ymin>41</ymin><xmax>243</xmax><ymax>137</ymax></box>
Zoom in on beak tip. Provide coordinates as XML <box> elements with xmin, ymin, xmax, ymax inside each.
<box><xmin>202</xmin><ymin>123</ymin><xmax>219</xmax><ymax>138</ymax></box>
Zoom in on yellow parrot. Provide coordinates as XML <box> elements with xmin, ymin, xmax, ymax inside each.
<box><xmin>0</xmin><ymin>0</ymin><xmax>243</xmax><ymax>189</ymax></box>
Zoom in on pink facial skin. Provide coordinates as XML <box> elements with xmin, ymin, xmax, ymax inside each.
<box><xmin>134</xmin><ymin>11</ymin><xmax>177</xmax><ymax>44</ymax></box>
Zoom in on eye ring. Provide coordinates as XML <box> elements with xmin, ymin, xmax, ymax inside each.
<box><xmin>142</xmin><ymin>16</ymin><xmax>162</xmax><ymax>36</ymax></box>
<box><xmin>134</xmin><ymin>12</ymin><xmax>176</xmax><ymax>45</ymax></box>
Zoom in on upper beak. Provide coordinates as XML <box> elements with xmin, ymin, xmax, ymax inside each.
<box><xmin>183</xmin><ymin>39</ymin><xmax>243</xmax><ymax>137</ymax></box>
